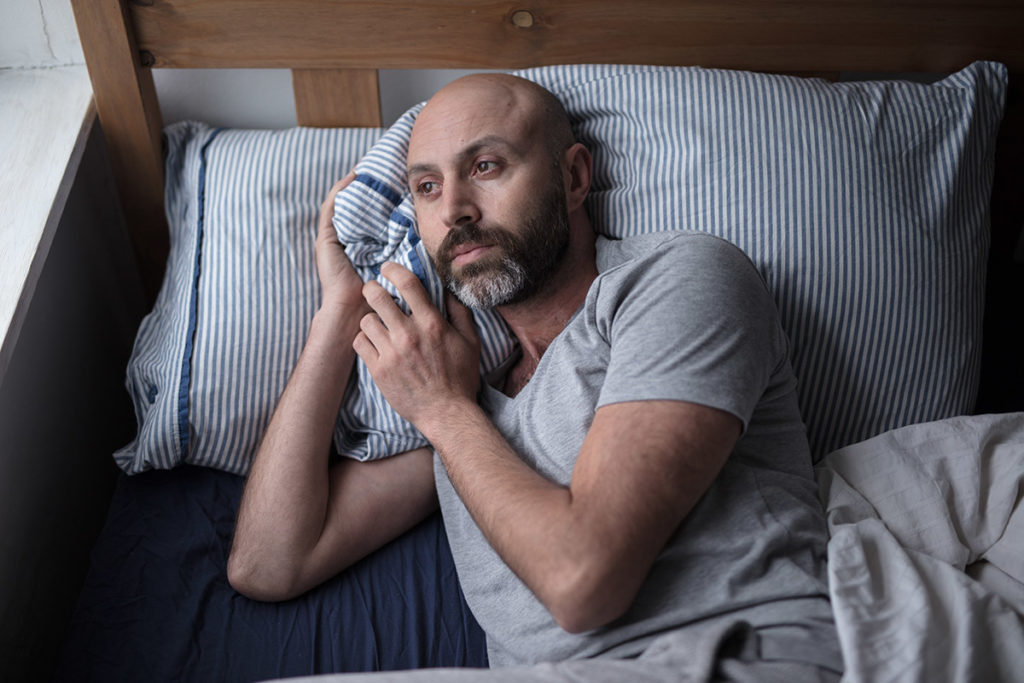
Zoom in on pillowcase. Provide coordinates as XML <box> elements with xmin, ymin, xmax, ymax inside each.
<box><xmin>116</xmin><ymin>122</ymin><xmax>382</xmax><ymax>474</ymax></box>
<box><xmin>119</xmin><ymin>62</ymin><xmax>1005</xmax><ymax>474</ymax></box>
<box><xmin>333</xmin><ymin>61</ymin><xmax>1006</xmax><ymax>462</ymax></box>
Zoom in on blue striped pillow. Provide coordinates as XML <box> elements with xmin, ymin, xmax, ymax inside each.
<box><xmin>116</xmin><ymin>122</ymin><xmax>382</xmax><ymax>474</ymax></box>
<box><xmin>333</xmin><ymin>62</ymin><xmax>1006</xmax><ymax>462</ymax></box>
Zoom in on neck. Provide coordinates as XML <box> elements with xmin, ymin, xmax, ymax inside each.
<box><xmin>497</xmin><ymin>228</ymin><xmax>597</xmax><ymax>365</ymax></box>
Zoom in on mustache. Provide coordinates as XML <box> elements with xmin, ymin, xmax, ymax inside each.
<box><xmin>439</xmin><ymin>223</ymin><xmax>514</xmax><ymax>261</ymax></box>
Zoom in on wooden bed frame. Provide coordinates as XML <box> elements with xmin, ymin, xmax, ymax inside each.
<box><xmin>71</xmin><ymin>0</ymin><xmax>1024</xmax><ymax>409</ymax></box>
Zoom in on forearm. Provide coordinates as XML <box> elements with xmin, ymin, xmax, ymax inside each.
<box><xmin>351</xmin><ymin>266</ymin><xmax>695</xmax><ymax>630</ymax></box>
<box><xmin>423</xmin><ymin>398</ymin><xmax>737</xmax><ymax>634</ymax></box>
<box><xmin>229</xmin><ymin>307</ymin><xmax>360</xmax><ymax>597</ymax></box>
<box><xmin>422</xmin><ymin>403</ymin><xmax>636</xmax><ymax>633</ymax></box>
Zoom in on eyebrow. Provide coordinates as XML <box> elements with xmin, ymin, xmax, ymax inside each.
<box><xmin>406</xmin><ymin>134</ymin><xmax>517</xmax><ymax>179</ymax></box>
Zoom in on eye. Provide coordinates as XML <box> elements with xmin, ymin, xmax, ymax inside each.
<box><xmin>415</xmin><ymin>180</ymin><xmax>440</xmax><ymax>198</ymax></box>
<box><xmin>473</xmin><ymin>160</ymin><xmax>499</xmax><ymax>176</ymax></box>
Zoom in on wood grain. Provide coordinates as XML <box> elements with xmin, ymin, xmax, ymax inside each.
<box><xmin>70</xmin><ymin>0</ymin><xmax>1024</xmax><ymax>293</ymax></box>
<box><xmin>71</xmin><ymin>0</ymin><xmax>167</xmax><ymax>301</ymax></box>
<box><xmin>128</xmin><ymin>0</ymin><xmax>1024</xmax><ymax>74</ymax></box>
<box><xmin>293</xmin><ymin>69</ymin><xmax>382</xmax><ymax>127</ymax></box>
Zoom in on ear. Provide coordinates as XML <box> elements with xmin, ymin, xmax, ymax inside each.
<box><xmin>562</xmin><ymin>142</ymin><xmax>593</xmax><ymax>212</ymax></box>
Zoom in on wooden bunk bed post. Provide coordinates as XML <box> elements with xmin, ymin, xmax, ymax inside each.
<box><xmin>70</xmin><ymin>0</ymin><xmax>1024</xmax><ymax>305</ymax></box>
<box><xmin>293</xmin><ymin>69</ymin><xmax>383</xmax><ymax>127</ymax></box>
<box><xmin>70</xmin><ymin>0</ymin><xmax>167</xmax><ymax>303</ymax></box>
<box><xmin>70</xmin><ymin>2</ymin><xmax>386</xmax><ymax>297</ymax></box>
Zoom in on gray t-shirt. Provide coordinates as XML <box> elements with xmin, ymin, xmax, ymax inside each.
<box><xmin>434</xmin><ymin>231</ymin><xmax>837</xmax><ymax>668</ymax></box>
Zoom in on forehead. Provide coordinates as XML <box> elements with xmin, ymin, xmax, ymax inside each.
<box><xmin>407</xmin><ymin>78</ymin><xmax>544</xmax><ymax>170</ymax></box>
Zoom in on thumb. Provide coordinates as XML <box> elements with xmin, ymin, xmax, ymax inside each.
<box><xmin>445</xmin><ymin>291</ymin><xmax>479</xmax><ymax>344</ymax></box>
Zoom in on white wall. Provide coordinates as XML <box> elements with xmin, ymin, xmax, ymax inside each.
<box><xmin>152</xmin><ymin>68</ymin><xmax>494</xmax><ymax>128</ymax></box>
<box><xmin>1</xmin><ymin>1</ymin><xmax>489</xmax><ymax>128</ymax></box>
<box><xmin>0</xmin><ymin>0</ymin><xmax>82</xmax><ymax>67</ymax></box>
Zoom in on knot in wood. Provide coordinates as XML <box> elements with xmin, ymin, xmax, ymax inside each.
<box><xmin>511</xmin><ymin>10</ymin><xmax>535</xmax><ymax>28</ymax></box>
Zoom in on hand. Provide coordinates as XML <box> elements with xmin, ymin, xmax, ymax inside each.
<box><xmin>315</xmin><ymin>172</ymin><xmax>369</xmax><ymax>320</ymax></box>
<box><xmin>354</xmin><ymin>262</ymin><xmax>481</xmax><ymax>436</ymax></box>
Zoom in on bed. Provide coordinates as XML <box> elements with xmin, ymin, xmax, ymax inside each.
<box><xmin>57</xmin><ymin>1</ymin><xmax>1024</xmax><ymax>681</ymax></box>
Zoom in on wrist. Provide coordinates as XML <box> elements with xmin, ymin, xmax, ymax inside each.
<box><xmin>310</xmin><ymin>305</ymin><xmax>363</xmax><ymax>345</ymax></box>
<box><xmin>418</xmin><ymin>397</ymin><xmax>488</xmax><ymax>448</ymax></box>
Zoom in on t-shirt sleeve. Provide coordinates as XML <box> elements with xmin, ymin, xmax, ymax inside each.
<box><xmin>593</xmin><ymin>233</ymin><xmax>787</xmax><ymax>429</ymax></box>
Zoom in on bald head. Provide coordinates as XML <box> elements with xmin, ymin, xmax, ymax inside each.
<box><xmin>403</xmin><ymin>73</ymin><xmax>596</xmax><ymax>311</ymax></box>
<box><xmin>410</xmin><ymin>74</ymin><xmax>575</xmax><ymax>169</ymax></box>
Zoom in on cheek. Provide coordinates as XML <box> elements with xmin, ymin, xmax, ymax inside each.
<box><xmin>411</xmin><ymin>206</ymin><xmax>442</xmax><ymax>250</ymax></box>
<box><xmin>416</xmin><ymin>222</ymin><xmax>445</xmax><ymax>262</ymax></box>
<box><xmin>476</xmin><ymin>185</ymin><xmax>521</xmax><ymax>227</ymax></box>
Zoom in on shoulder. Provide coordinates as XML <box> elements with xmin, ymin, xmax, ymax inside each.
<box><xmin>596</xmin><ymin>230</ymin><xmax>767</xmax><ymax>294</ymax></box>
<box><xmin>587</xmin><ymin>230</ymin><xmax>783</xmax><ymax>350</ymax></box>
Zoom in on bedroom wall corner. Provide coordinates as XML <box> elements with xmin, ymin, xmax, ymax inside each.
<box><xmin>0</xmin><ymin>119</ymin><xmax>145</xmax><ymax>683</ymax></box>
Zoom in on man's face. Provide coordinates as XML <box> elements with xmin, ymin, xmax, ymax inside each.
<box><xmin>434</xmin><ymin>170</ymin><xmax>570</xmax><ymax>309</ymax></box>
<box><xmin>406</xmin><ymin>77</ymin><xmax>570</xmax><ymax>309</ymax></box>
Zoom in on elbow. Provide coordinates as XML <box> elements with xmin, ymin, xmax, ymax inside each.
<box><xmin>551</xmin><ymin>607</ymin><xmax>615</xmax><ymax>636</ymax></box>
<box><xmin>543</xmin><ymin>562</ymin><xmax>638</xmax><ymax>634</ymax></box>
<box><xmin>225</xmin><ymin>557</ymin><xmax>263</xmax><ymax>600</ymax></box>
<box><xmin>226</xmin><ymin>548</ymin><xmax>302</xmax><ymax>603</ymax></box>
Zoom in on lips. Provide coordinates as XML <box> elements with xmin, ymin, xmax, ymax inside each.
<box><xmin>450</xmin><ymin>243</ymin><xmax>493</xmax><ymax>266</ymax></box>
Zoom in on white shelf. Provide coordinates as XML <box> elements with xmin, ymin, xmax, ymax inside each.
<box><xmin>0</xmin><ymin>65</ymin><xmax>95</xmax><ymax>381</ymax></box>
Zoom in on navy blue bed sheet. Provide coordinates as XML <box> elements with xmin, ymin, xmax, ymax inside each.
<box><xmin>53</xmin><ymin>465</ymin><xmax>487</xmax><ymax>682</ymax></box>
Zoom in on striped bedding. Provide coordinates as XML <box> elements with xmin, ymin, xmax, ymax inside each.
<box><xmin>118</xmin><ymin>124</ymin><xmax>382</xmax><ymax>473</ymax></box>
<box><xmin>115</xmin><ymin>61</ymin><xmax>1005</xmax><ymax>474</ymax></box>
<box><xmin>331</xmin><ymin>62</ymin><xmax>1006</xmax><ymax>465</ymax></box>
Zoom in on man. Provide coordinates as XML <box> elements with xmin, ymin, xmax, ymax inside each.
<box><xmin>229</xmin><ymin>74</ymin><xmax>842</xmax><ymax>681</ymax></box>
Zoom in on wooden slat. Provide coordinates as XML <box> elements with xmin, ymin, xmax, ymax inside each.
<box><xmin>129</xmin><ymin>0</ymin><xmax>1024</xmax><ymax>74</ymax></box>
<box><xmin>71</xmin><ymin>0</ymin><xmax>167</xmax><ymax>302</ymax></box>
<box><xmin>293</xmin><ymin>69</ymin><xmax>382</xmax><ymax>127</ymax></box>
<box><xmin>73</xmin><ymin>0</ymin><xmax>1024</xmax><ymax>298</ymax></box>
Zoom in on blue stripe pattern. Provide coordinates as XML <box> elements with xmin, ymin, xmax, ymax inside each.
<box><xmin>330</xmin><ymin>61</ymin><xmax>1005</xmax><ymax>463</ymax></box>
<box><xmin>176</xmin><ymin>127</ymin><xmax>224</xmax><ymax>457</ymax></box>
<box><xmin>116</xmin><ymin>123</ymin><xmax>382</xmax><ymax>474</ymax></box>
<box><xmin>117</xmin><ymin>62</ymin><xmax>1005</xmax><ymax>474</ymax></box>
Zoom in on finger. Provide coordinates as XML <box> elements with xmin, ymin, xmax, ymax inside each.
<box><xmin>379</xmin><ymin>262</ymin><xmax>438</xmax><ymax>319</ymax></box>
<box><xmin>444</xmin><ymin>291</ymin><xmax>479</xmax><ymax>343</ymax></box>
<box><xmin>352</xmin><ymin>330</ymin><xmax>379</xmax><ymax>365</ymax></box>
<box><xmin>362</xmin><ymin>280</ymin><xmax>408</xmax><ymax>330</ymax></box>
<box><xmin>335</xmin><ymin>169</ymin><xmax>358</xmax><ymax>192</ymax></box>
<box><xmin>358</xmin><ymin>311</ymin><xmax>389</xmax><ymax>345</ymax></box>
<box><xmin>317</xmin><ymin>198</ymin><xmax>339</xmax><ymax>242</ymax></box>
<box><xmin>315</xmin><ymin>201</ymin><xmax>343</xmax><ymax>256</ymax></box>
<box><xmin>324</xmin><ymin>170</ymin><xmax>357</xmax><ymax>207</ymax></box>
<box><xmin>319</xmin><ymin>170</ymin><xmax>358</xmax><ymax>230</ymax></box>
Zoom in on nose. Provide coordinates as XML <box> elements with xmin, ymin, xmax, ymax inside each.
<box><xmin>440</xmin><ymin>180</ymin><xmax>481</xmax><ymax>229</ymax></box>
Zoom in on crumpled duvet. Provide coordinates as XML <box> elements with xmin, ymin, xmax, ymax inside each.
<box><xmin>816</xmin><ymin>412</ymin><xmax>1024</xmax><ymax>682</ymax></box>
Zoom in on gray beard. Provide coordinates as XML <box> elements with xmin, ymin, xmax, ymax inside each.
<box><xmin>446</xmin><ymin>256</ymin><xmax>528</xmax><ymax>309</ymax></box>
<box><xmin>434</xmin><ymin>163</ymin><xmax>570</xmax><ymax>310</ymax></box>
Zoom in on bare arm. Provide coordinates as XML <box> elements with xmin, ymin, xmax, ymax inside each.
<box><xmin>431</xmin><ymin>399</ymin><xmax>736</xmax><ymax>632</ymax></box>
<box><xmin>355</xmin><ymin>265</ymin><xmax>739</xmax><ymax>632</ymax></box>
<box><xmin>227</xmin><ymin>177</ymin><xmax>437</xmax><ymax>602</ymax></box>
